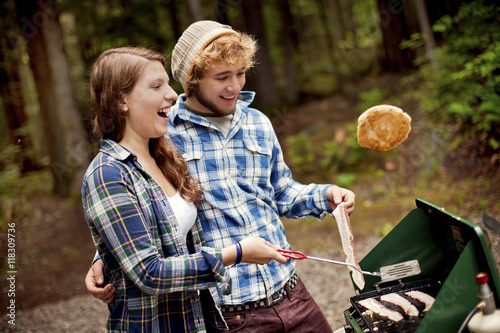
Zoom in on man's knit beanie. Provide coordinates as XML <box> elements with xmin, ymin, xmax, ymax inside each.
<box><xmin>171</xmin><ymin>20</ymin><xmax>237</xmax><ymax>92</ymax></box>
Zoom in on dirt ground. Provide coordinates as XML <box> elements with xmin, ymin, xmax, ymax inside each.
<box><xmin>0</xmin><ymin>195</ymin><xmax>96</xmax><ymax>312</ymax></box>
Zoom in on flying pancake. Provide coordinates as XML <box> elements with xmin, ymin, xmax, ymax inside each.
<box><xmin>357</xmin><ymin>104</ymin><xmax>411</xmax><ymax>151</ymax></box>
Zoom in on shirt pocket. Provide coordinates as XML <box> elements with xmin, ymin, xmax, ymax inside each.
<box><xmin>182</xmin><ymin>148</ymin><xmax>203</xmax><ymax>163</ymax></box>
<box><xmin>239</xmin><ymin>137</ymin><xmax>272</xmax><ymax>185</ymax></box>
<box><xmin>242</xmin><ymin>137</ymin><xmax>271</xmax><ymax>156</ymax></box>
<box><xmin>182</xmin><ymin>142</ymin><xmax>204</xmax><ymax>175</ymax></box>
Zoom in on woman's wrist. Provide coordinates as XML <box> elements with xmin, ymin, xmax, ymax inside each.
<box><xmin>233</xmin><ymin>242</ymin><xmax>242</xmax><ymax>266</ymax></box>
<box><xmin>221</xmin><ymin>243</ymin><xmax>241</xmax><ymax>266</ymax></box>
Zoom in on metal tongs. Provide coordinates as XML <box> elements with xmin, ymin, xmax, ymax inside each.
<box><xmin>278</xmin><ymin>249</ymin><xmax>383</xmax><ymax>277</ymax></box>
<box><xmin>278</xmin><ymin>250</ymin><xmax>422</xmax><ymax>281</ymax></box>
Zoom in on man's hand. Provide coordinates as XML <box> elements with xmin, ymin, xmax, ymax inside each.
<box><xmin>326</xmin><ymin>185</ymin><xmax>355</xmax><ymax>215</ymax></box>
<box><xmin>85</xmin><ymin>259</ymin><xmax>115</xmax><ymax>303</ymax></box>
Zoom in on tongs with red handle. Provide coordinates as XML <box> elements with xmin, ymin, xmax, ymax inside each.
<box><xmin>278</xmin><ymin>249</ymin><xmax>383</xmax><ymax>277</ymax></box>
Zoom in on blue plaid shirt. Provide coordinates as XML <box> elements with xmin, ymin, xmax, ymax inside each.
<box><xmin>169</xmin><ymin>91</ymin><xmax>332</xmax><ymax>305</ymax></box>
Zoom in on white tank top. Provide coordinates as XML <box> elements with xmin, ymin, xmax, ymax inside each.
<box><xmin>167</xmin><ymin>191</ymin><xmax>197</xmax><ymax>238</ymax></box>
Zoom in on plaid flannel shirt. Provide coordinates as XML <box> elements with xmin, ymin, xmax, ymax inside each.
<box><xmin>82</xmin><ymin>140</ymin><xmax>230</xmax><ymax>332</ymax></box>
<box><xmin>168</xmin><ymin>92</ymin><xmax>332</xmax><ymax>305</ymax></box>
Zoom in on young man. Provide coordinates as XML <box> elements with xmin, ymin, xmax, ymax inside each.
<box><xmin>87</xmin><ymin>21</ymin><xmax>355</xmax><ymax>332</ymax></box>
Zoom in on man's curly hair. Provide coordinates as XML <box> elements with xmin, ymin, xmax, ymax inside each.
<box><xmin>186</xmin><ymin>33</ymin><xmax>257</xmax><ymax>96</ymax></box>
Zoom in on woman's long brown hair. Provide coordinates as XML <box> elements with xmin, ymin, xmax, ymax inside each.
<box><xmin>90</xmin><ymin>46</ymin><xmax>203</xmax><ymax>204</ymax></box>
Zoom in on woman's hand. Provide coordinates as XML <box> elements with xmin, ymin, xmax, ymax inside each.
<box><xmin>222</xmin><ymin>237</ymin><xmax>288</xmax><ymax>266</ymax></box>
<box><xmin>85</xmin><ymin>259</ymin><xmax>115</xmax><ymax>303</ymax></box>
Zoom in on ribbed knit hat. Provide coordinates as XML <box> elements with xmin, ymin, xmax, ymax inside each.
<box><xmin>171</xmin><ymin>20</ymin><xmax>237</xmax><ymax>92</ymax></box>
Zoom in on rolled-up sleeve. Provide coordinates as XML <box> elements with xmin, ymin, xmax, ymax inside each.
<box><xmin>268</xmin><ymin>129</ymin><xmax>332</xmax><ymax>219</ymax></box>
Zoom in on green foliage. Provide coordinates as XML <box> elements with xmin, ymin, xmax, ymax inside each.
<box><xmin>0</xmin><ymin>145</ymin><xmax>51</xmax><ymax>230</ymax></box>
<box><xmin>285</xmin><ymin>84</ymin><xmax>405</xmax><ymax>183</ymax></box>
<box><xmin>291</xmin><ymin>0</ymin><xmax>382</xmax><ymax>94</ymax></box>
<box><xmin>286</xmin><ymin>134</ymin><xmax>314</xmax><ymax>174</ymax></box>
<box><xmin>357</xmin><ymin>88</ymin><xmax>389</xmax><ymax>112</ymax></box>
<box><xmin>380</xmin><ymin>223</ymin><xmax>394</xmax><ymax>237</ymax></box>
<box><xmin>285</xmin><ymin>121</ymin><xmax>368</xmax><ymax>182</ymax></box>
<box><xmin>60</xmin><ymin>0</ymin><xmax>177</xmax><ymax>67</ymax></box>
<box><xmin>419</xmin><ymin>0</ymin><xmax>500</xmax><ymax>155</ymax></box>
<box><xmin>300</xmin><ymin>73</ymin><xmax>339</xmax><ymax>96</ymax></box>
<box><xmin>336</xmin><ymin>172</ymin><xmax>356</xmax><ymax>188</ymax></box>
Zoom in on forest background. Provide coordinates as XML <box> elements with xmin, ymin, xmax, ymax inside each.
<box><xmin>0</xmin><ymin>0</ymin><xmax>499</xmax><ymax>322</ymax></box>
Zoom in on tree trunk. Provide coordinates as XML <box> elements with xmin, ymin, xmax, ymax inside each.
<box><xmin>424</xmin><ymin>0</ymin><xmax>462</xmax><ymax>28</ymax></box>
<box><xmin>277</xmin><ymin>0</ymin><xmax>299</xmax><ymax>104</ymax></box>
<box><xmin>415</xmin><ymin>0</ymin><xmax>437</xmax><ymax>67</ymax></box>
<box><xmin>376</xmin><ymin>0</ymin><xmax>416</xmax><ymax>71</ymax></box>
<box><xmin>344</xmin><ymin>1</ymin><xmax>361</xmax><ymax>63</ymax></box>
<box><xmin>327</xmin><ymin>0</ymin><xmax>347</xmax><ymax>41</ymax></box>
<box><xmin>0</xmin><ymin>0</ymin><xmax>39</xmax><ymax>172</ymax></box>
<box><xmin>187</xmin><ymin>0</ymin><xmax>203</xmax><ymax>22</ymax></box>
<box><xmin>316</xmin><ymin>0</ymin><xmax>339</xmax><ymax>76</ymax></box>
<box><xmin>323</xmin><ymin>0</ymin><xmax>357</xmax><ymax>78</ymax></box>
<box><xmin>168</xmin><ymin>0</ymin><xmax>182</xmax><ymax>40</ymax></box>
<box><xmin>14</xmin><ymin>0</ymin><xmax>90</xmax><ymax>197</ymax></box>
<box><xmin>216</xmin><ymin>0</ymin><xmax>230</xmax><ymax>25</ymax></box>
<box><xmin>241</xmin><ymin>0</ymin><xmax>280</xmax><ymax>110</ymax></box>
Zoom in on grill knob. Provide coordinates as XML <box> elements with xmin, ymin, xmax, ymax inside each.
<box><xmin>342</xmin><ymin>325</ymin><xmax>352</xmax><ymax>333</ymax></box>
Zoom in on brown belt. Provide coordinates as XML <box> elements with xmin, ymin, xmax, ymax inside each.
<box><xmin>220</xmin><ymin>274</ymin><xmax>299</xmax><ymax>312</ymax></box>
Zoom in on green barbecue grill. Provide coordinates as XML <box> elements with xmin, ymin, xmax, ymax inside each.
<box><xmin>342</xmin><ymin>199</ymin><xmax>500</xmax><ymax>333</ymax></box>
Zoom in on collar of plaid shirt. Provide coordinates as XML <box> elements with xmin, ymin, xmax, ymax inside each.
<box><xmin>168</xmin><ymin>92</ymin><xmax>332</xmax><ymax>305</ymax></box>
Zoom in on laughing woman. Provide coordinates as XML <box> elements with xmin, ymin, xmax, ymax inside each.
<box><xmin>82</xmin><ymin>46</ymin><xmax>287</xmax><ymax>332</ymax></box>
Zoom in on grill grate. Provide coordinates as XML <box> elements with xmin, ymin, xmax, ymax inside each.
<box><xmin>348</xmin><ymin>279</ymin><xmax>441</xmax><ymax>332</ymax></box>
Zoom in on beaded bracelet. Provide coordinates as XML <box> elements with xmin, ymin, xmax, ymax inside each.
<box><xmin>233</xmin><ymin>242</ymin><xmax>242</xmax><ymax>266</ymax></box>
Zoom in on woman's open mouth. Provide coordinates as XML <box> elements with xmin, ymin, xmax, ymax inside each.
<box><xmin>157</xmin><ymin>107</ymin><xmax>169</xmax><ymax>118</ymax></box>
